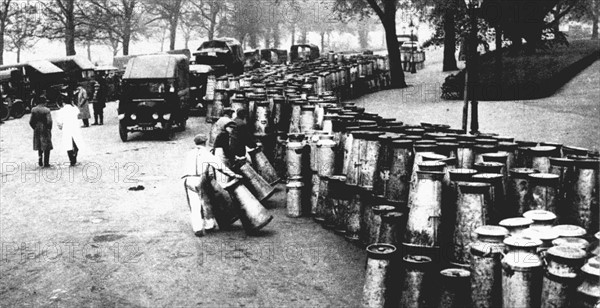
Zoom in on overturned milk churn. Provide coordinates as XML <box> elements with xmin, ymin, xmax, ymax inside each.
<box><xmin>248</xmin><ymin>146</ymin><xmax>280</xmax><ymax>186</ymax></box>
<box><xmin>222</xmin><ymin>177</ymin><xmax>273</xmax><ymax>234</ymax></box>
<box><xmin>236</xmin><ymin>160</ymin><xmax>276</xmax><ymax>203</ymax></box>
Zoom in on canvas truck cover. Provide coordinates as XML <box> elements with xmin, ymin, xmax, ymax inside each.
<box><xmin>123</xmin><ymin>54</ymin><xmax>188</xmax><ymax>80</ymax></box>
<box><xmin>48</xmin><ymin>56</ymin><xmax>95</xmax><ymax>73</ymax></box>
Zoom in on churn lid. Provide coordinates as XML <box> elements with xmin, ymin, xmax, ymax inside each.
<box><xmin>552</xmin><ymin>225</ymin><xmax>587</xmax><ymax>238</ymax></box>
<box><xmin>503</xmin><ymin>236</ymin><xmax>543</xmax><ymax>249</ymax></box>
<box><xmin>381</xmin><ymin>211</ymin><xmax>404</xmax><ymax>222</ymax></box>
<box><xmin>572</xmin><ymin>159</ymin><xmax>600</xmax><ymax>170</ymax></box>
<box><xmin>424</xmin><ymin>132</ymin><xmax>447</xmax><ymax>139</ymax></box>
<box><xmin>509</xmin><ymin>168</ymin><xmax>539</xmax><ymax>179</ymax></box>
<box><xmin>456</xmin><ymin>134</ymin><xmax>477</xmax><ymax>142</ymax></box>
<box><xmin>499</xmin><ymin>217</ymin><xmax>534</xmax><ymax>229</ymax></box>
<box><xmin>391</xmin><ymin>139</ymin><xmax>414</xmax><ymax>148</ymax></box>
<box><xmin>440</xmin><ymin>268</ymin><xmax>470</xmax><ymax>279</ymax></box>
<box><xmin>421</xmin><ymin>153</ymin><xmax>447</xmax><ymax>162</ymax></box>
<box><xmin>549</xmin><ymin>157</ymin><xmax>575</xmax><ymax>167</ymax></box>
<box><xmin>403</xmin><ymin>254</ymin><xmax>432</xmax><ymax>266</ymax></box>
<box><xmin>404</xmin><ymin>135</ymin><xmax>423</xmax><ymax>141</ymax></box>
<box><xmin>482</xmin><ymin>152</ymin><xmax>509</xmax><ymax>162</ymax></box>
<box><xmin>475</xmin><ymin>138</ymin><xmax>499</xmax><ymax>146</ymax></box>
<box><xmin>458</xmin><ymin>182</ymin><xmax>491</xmax><ymax>193</ymax></box>
<box><xmin>449</xmin><ymin>169</ymin><xmax>478</xmax><ymax>182</ymax></box>
<box><xmin>528</xmin><ymin>173</ymin><xmax>560</xmax><ymax>186</ymax></box>
<box><xmin>475</xmin><ymin>225</ymin><xmax>509</xmax><ymax>242</ymax></box>
<box><xmin>378</xmin><ymin>133</ymin><xmax>404</xmax><ymax>142</ymax></box>
<box><xmin>547</xmin><ymin>245</ymin><xmax>587</xmax><ymax>261</ymax></box>
<box><xmin>436</xmin><ymin>142</ymin><xmax>459</xmax><ymax>151</ymax></box>
<box><xmin>474</xmin><ymin>162</ymin><xmax>505</xmax><ymax>174</ymax></box>
<box><xmin>418</xmin><ymin>161</ymin><xmax>446</xmax><ymax>172</ymax></box>
<box><xmin>473</xmin><ymin>144</ymin><xmax>498</xmax><ymax>153</ymax></box>
<box><xmin>415</xmin><ymin>139</ymin><xmax>437</xmax><ymax>145</ymax></box>
<box><xmin>372</xmin><ymin>205</ymin><xmax>396</xmax><ymax>215</ymax></box>
<box><xmin>472</xmin><ymin>173</ymin><xmax>503</xmax><ymax>184</ymax></box>
<box><xmin>552</xmin><ymin>237</ymin><xmax>590</xmax><ymax>251</ymax></box>
<box><xmin>515</xmin><ymin>140</ymin><xmax>539</xmax><ymax>147</ymax></box>
<box><xmin>528</xmin><ymin>146</ymin><xmax>558</xmax><ymax>155</ymax></box>
<box><xmin>523</xmin><ymin>226</ymin><xmax>559</xmax><ymax>241</ymax></box>
<box><xmin>414</xmin><ymin>144</ymin><xmax>438</xmax><ymax>153</ymax></box>
<box><xmin>286</xmin><ymin>181</ymin><xmax>304</xmax><ymax>189</ymax></box>
<box><xmin>523</xmin><ymin>210</ymin><xmax>557</xmax><ymax>224</ymax></box>
<box><xmin>366</xmin><ymin>243</ymin><xmax>396</xmax><ymax>260</ymax></box>
<box><xmin>328</xmin><ymin>175</ymin><xmax>347</xmax><ymax>182</ymax></box>
<box><xmin>562</xmin><ymin>145</ymin><xmax>589</xmax><ymax>156</ymax></box>
<box><xmin>581</xmin><ymin>256</ymin><xmax>600</xmax><ymax>277</ymax></box>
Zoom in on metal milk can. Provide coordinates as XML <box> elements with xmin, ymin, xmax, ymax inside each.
<box><xmin>285</xmin><ymin>134</ymin><xmax>305</xmax><ymax>178</ymax></box>
<box><xmin>404</xmin><ymin>171</ymin><xmax>444</xmax><ymax>249</ymax></box>
<box><xmin>222</xmin><ymin>177</ymin><xmax>273</xmax><ymax>234</ymax></box>
<box><xmin>498</xmin><ymin>142</ymin><xmax>519</xmax><ymax>172</ymax></box>
<box><xmin>575</xmin><ymin>256</ymin><xmax>600</xmax><ymax>308</ymax></box>
<box><xmin>528</xmin><ymin>146</ymin><xmax>558</xmax><ymax>173</ymax></box>
<box><xmin>273</xmin><ymin>132</ymin><xmax>288</xmax><ymax>180</ymax></box>
<box><xmin>452</xmin><ymin>182</ymin><xmax>491</xmax><ymax>266</ymax></box>
<box><xmin>361</xmin><ymin>244</ymin><xmax>397</xmax><ymax>308</ymax></box>
<box><xmin>523</xmin><ymin>209</ymin><xmax>556</xmax><ymax>228</ymax></box>
<box><xmin>359</xmin><ymin>132</ymin><xmax>384</xmax><ymax>191</ymax></box>
<box><xmin>328</xmin><ymin>175</ymin><xmax>351</xmax><ymax>234</ymax></box>
<box><xmin>398</xmin><ymin>255</ymin><xmax>435</xmax><ymax>308</ymax></box>
<box><xmin>457</xmin><ymin>141</ymin><xmax>476</xmax><ymax>169</ymax></box>
<box><xmin>346</xmin><ymin>130</ymin><xmax>368</xmax><ymax>186</ymax></box>
<box><xmin>345</xmin><ymin>185</ymin><xmax>365</xmax><ymax>242</ymax></box>
<box><xmin>436</xmin><ymin>142</ymin><xmax>459</xmax><ymax>159</ymax></box>
<box><xmin>286</xmin><ymin>179</ymin><xmax>304</xmax><ymax>218</ymax></box>
<box><xmin>541</xmin><ymin>245</ymin><xmax>587</xmax><ymax>308</ymax></box>
<box><xmin>288</xmin><ymin>98</ymin><xmax>305</xmax><ymax>133</ymax></box>
<box><xmin>253</xmin><ymin>101</ymin><xmax>271</xmax><ymax>136</ymax></box>
<box><xmin>472</xmin><ymin>173</ymin><xmax>505</xmax><ymax>224</ymax></box>
<box><xmin>248</xmin><ymin>146</ymin><xmax>280</xmax><ymax>186</ymax></box>
<box><xmin>373</xmin><ymin>133</ymin><xmax>404</xmax><ymax>198</ymax></box>
<box><xmin>385</xmin><ymin>139</ymin><xmax>414</xmax><ymax>203</ymax></box>
<box><xmin>236</xmin><ymin>161</ymin><xmax>276</xmax><ymax>203</ymax></box>
<box><xmin>310</xmin><ymin>171</ymin><xmax>321</xmax><ymax>221</ymax></box>
<box><xmin>317</xmin><ymin>135</ymin><xmax>337</xmax><ymax>177</ymax></box>
<box><xmin>473</xmin><ymin>144</ymin><xmax>498</xmax><ymax>164</ymax></box>
<box><xmin>552</xmin><ymin>237</ymin><xmax>590</xmax><ymax>251</ymax></box>
<box><xmin>552</xmin><ymin>224</ymin><xmax>587</xmax><ymax>238</ymax></box>
<box><xmin>501</xmin><ymin>236</ymin><xmax>544</xmax><ymax>308</ymax></box>
<box><xmin>515</xmin><ymin>141</ymin><xmax>538</xmax><ymax>167</ymax></box>
<box><xmin>508</xmin><ymin>168</ymin><xmax>539</xmax><ymax>216</ymax></box>
<box><xmin>469</xmin><ymin>225</ymin><xmax>509</xmax><ymax>308</ymax></box>
<box><xmin>437</xmin><ymin>268</ymin><xmax>471</xmax><ymax>308</ymax></box>
<box><xmin>378</xmin><ymin>211</ymin><xmax>405</xmax><ymax>247</ymax></box>
<box><xmin>299</xmin><ymin>105</ymin><xmax>316</xmax><ymax>133</ymax></box>
<box><xmin>566</xmin><ymin>159</ymin><xmax>599</xmax><ymax>233</ymax></box>
<box><xmin>525</xmin><ymin>173</ymin><xmax>560</xmax><ymax>214</ymax></box>
<box><xmin>499</xmin><ymin>217</ymin><xmax>534</xmax><ymax>237</ymax></box>
<box><xmin>365</xmin><ymin>205</ymin><xmax>396</xmax><ymax>246</ymax></box>
<box><xmin>314</xmin><ymin>175</ymin><xmax>330</xmax><ymax>224</ymax></box>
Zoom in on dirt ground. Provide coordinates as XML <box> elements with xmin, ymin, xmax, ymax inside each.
<box><xmin>0</xmin><ymin>54</ymin><xmax>598</xmax><ymax>307</ymax></box>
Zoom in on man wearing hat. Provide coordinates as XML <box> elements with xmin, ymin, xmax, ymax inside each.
<box><xmin>182</xmin><ymin>133</ymin><xmax>241</xmax><ymax>237</ymax></box>
<box><xmin>208</xmin><ymin>107</ymin><xmax>235</xmax><ymax>148</ymax></box>
<box><xmin>213</xmin><ymin>120</ymin><xmax>238</xmax><ymax>167</ymax></box>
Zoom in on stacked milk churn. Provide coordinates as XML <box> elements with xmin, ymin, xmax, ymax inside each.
<box><xmin>358</xmin><ymin>127</ymin><xmax>600</xmax><ymax>308</ymax></box>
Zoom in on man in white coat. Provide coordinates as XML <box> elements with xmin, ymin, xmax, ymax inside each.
<box><xmin>182</xmin><ymin>134</ymin><xmax>241</xmax><ymax>237</ymax></box>
<box><xmin>57</xmin><ymin>98</ymin><xmax>85</xmax><ymax>166</ymax></box>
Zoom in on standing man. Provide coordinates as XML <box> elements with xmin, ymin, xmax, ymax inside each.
<box><xmin>208</xmin><ymin>107</ymin><xmax>235</xmax><ymax>148</ymax></box>
<box><xmin>75</xmin><ymin>83</ymin><xmax>91</xmax><ymax>127</ymax></box>
<box><xmin>29</xmin><ymin>95</ymin><xmax>53</xmax><ymax>167</ymax></box>
<box><xmin>231</xmin><ymin>108</ymin><xmax>257</xmax><ymax>160</ymax></box>
<box><xmin>182</xmin><ymin>134</ymin><xmax>241</xmax><ymax>237</ymax></box>
<box><xmin>92</xmin><ymin>75</ymin><xmax>107</xmax><ymax>125</ymax></box>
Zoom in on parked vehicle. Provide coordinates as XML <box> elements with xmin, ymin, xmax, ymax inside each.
<box><xmin>290</xmin><ymin>44</ymin><xmax>320</xmax><ymax>62</ymax></box>
<box><xmin>118</xmin><ymin>54</ymin><xmax>190</xmax><ymax>141</ymax></box>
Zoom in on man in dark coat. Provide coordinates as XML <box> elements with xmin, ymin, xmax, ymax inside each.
<box><xmin>92</xmin><ymin>76</ymin><xmax>107</xmax><ymax>125</ymax></box>
<box><xmin>29</xmin><ymin>95</ymin><xmax>53</xmax><ymax>167</ymax></box>
<box><xmin>231</xmin><ymin>108</ymin><xmax>257</xmax><ymax>159</ymax></box>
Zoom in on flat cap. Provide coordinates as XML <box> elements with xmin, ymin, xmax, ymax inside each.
<box><xmin>194</xmin><ymin>134</ymin><xmax>208</xmax><ymax>145</ymax></box>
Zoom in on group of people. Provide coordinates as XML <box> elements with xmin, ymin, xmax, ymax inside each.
<box><xmin>28</xmin><ymin>75</ymin><xmax>107</xmax><ymax>168</ymax></box>
<box><xmin>182</xmin><ymin>107</ymin><xmax>258</xmax><ymax>237</ymax></box>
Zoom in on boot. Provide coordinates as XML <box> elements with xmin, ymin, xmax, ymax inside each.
<box><xmin>43</xmin><ymin>150</ymin><xmax>51</xmax><ymax>167</ymax></box>
<box><xmin>99</xmin><ymin>113</ymin><xmax>104</xmax><ymax>125</ymax></box>
<box><xmin>67</xmin><ymin>151</ymin><xmax>76</xmax><ymax>166</ymax></box>
<box><xmin>38</xmin><ymin>152</ymin><xmax>43</xmax><ymax>167</ymax></box>
<box><xmin>92</xmin><ymin>114</ymin><xmax>99</xmax><ymax>125</ymax></box>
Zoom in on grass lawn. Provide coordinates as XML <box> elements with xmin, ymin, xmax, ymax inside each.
<box><xmin>444</xmin><ymin>39</ymin><xmax>600</xmax><ymax>100</ymax></box>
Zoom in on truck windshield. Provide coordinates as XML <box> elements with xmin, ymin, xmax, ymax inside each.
<box><xmin>123</xmin><ymin>81</ymin><xmax>173</xmax><ymax>99</ymax></box>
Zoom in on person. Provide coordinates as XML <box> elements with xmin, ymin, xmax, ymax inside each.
<box><xmin>92</xmin><ymin>76</ymin><xmax>107</xmax><ymax>125</ymax></box>
<box><xmin>182</xmin><ymin>134</ymin><xmax>241</xmax><ymax>237</ymax></box>
<box><xmin>213</xmin><ymin>120</ymin><xmax>238</xmax><ymax>167</ymax></box>
<box><xmin>75</xmin><ymin>83</ymin><xmax>91</xmax><ymax>127</ymax></box>
<box><xmin>29</xmin><ymin>95</ymin><xmax>53</xmax><ymax>167</ymax></box>
<box><xmin>208</xmin><ymin>107</ymin><xmax>235</xmax><ymax>148</ymax></box>
<box><xmin>56</xmin><ymin>96</ymin><xmax>85</xmax><ymax>166</ymax></box>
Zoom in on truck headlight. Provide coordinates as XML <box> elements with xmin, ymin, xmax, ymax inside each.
<box><xmin>130</xmin><ymin>114</ymin><xmax>137</xmax><ymax>120</ymax></box>
<box><xmin>118</xmin><ymin>114</ymin><xmax>125</xmax><ymax>120</ymax></box>
<box><xmin>163</xmin><ymin>114</ymin><xmax>171</xmax><ymax>120</ymax></box>
<box><xmin>152</xmin><ymin>113</ymin><xmax>159</xmax><ymax>120</ymax></box>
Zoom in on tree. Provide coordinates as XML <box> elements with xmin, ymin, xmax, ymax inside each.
<box><xmin>42</xmin><ymin>0</ymin><xmax>79</xmax><ymax>55</ymax></box>
<box><xmin>570</xmin><ymin>0</ymin><xmax>600</xmax><ymax>39</ymax></box>
<box><xmin>5</xmin><ymin>2</ymin><xmax>41</xmax><ymax>63</ymax></box>
<box><xmin>146</xmin><ymin>0</ymin><xmax>186</xmax><ymax>51</ymax></box>
<box><xmin>333</xmin><ymin>0</ymin><xmax>407</xmax><ymax>88</ymax></box>
<box><xmin>223</xmin><ymin>1</ymin><xmax>265</xmax><ymax>48</ymax></box>
<box><xmin>191</xmin><ymin>0</ymin><xmax>228</xmax><ymax>41</ymax></box>
<box><xmin>0</xmin><ymin>0</ymin><xmax>17</xmax><ymax>64</ymax></box>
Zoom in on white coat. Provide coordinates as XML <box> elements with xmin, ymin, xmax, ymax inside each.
<box><xmin>56</xmin><ymin>104</ymin><xmax>85</xmax><ymax>153</ymax></box>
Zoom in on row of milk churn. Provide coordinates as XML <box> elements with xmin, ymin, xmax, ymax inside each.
<box><xmin>204</xmin><ymin>54</ymin><xmax>391</xmax><ymax>124</ymax></box>
<box><xmin>356</xmin><ymin>128</ymin><xmax>600</xmax><ymax>307</ymax></box>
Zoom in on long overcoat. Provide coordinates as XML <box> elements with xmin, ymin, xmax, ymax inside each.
<box><xmin>57</xmin><ymin>104</ymin><xmax>85</xmax><ymax>152</ymax></box>
<box><xmin>76</xmin><ymin>87</ymin><xmax>91</xmax><ymax>120</ymax></box>
<box><xmin>29</xmin><ymin>105</ymin><xmax>53</xmax><ymax>151</ymax></box>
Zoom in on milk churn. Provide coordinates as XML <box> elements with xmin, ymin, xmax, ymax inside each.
<box><xmin>498</xmin><ymin>142</ymin><xmax>519</xmax><ymax>171</ymax></box>
<box><xmin>210</xmin><ymin>89</ymin><xmax>228</xmax><ymax>120</ymax></box>
<box><xmin>501</xmin><ymin>236</ymin><xmax>544</xmax><ymax>308</ymax></box>
<box><xmin>286</xmin><ymin>179</ymin><xmax>304</xmax><ymax>218</ymax></box>
<box><xmin>523</xmin><ymin>209</ymin><xmax>557</xmax><ymax>228</ymax></box>
<box><xmin>373</xmin><ymin>133</ymin><xmax>404</xmax><ymax>197</ymax></box>
<box><xmin>230</xmin><ymin>96</ymin><xmax>249</xmax><ymax>119</ymax></box>
<box><xmin>525</xmin><ymin>173</ymin><xmax>560</xmax><ymax>214</ymax></box>
<box><xmin>248</xmin><ymin>146</ymin><xmax>280</xmax><ymax>186</ymax></box>
<box><xmin>236</xmin><ymin>161</ymin><xmax>275</xmax><ymax>203</ymax></box>
<box><xmin>317</xmin><ymin>135</ymin><xmax>337</xmax><ymax>177</ymax></box>
<box><xmin>552</xmin><ymin>224</ymin><xmax>587</xmax><ymax>238</ymax></box>
<box><xmin>321</xmin><ymin>114</ymin><xmax>335</xmax><ymax>133</ymax></box>
<box><xmin>523</xmin><ymin>227</ymin><xmax>559</xmax><ymax>253</ymax></box>
<box><xmin>515</xmin><ymin>141</ymin><xmax>539</xmax><ymax>167</ymax></box>
<box><xmin>469</xmin><ymin>225</ymin><xmax>509</xmax><ymax>308</ymax></box>
<box><xmin>482</xmin><ymin>152</ymin><xmax>510</xmax><ymax>185</ymax></box>
<box><xmin>327</xmin><ymin>175</ymin><xmax>351</xmax><ymax>233</ymax></box>
<box><xmin>474</xmin><ymin>162</ymin><xmax>504</xmax><ymax>174</ymax></box>
<box><xmin>457</xmin><ymin>141</ymin><xmax>476</xmax><ymax>169</ymax></box>
<box><xmin>404</xmin><ymin>171</ymin><xmax>445</xmax><ymax>249</ymax></box>
<box><xmin>436</xmin><ymin>142</ymin><xmax>459</xmax><ymax>159</ymax></box>
<box><xmin>341</xmin><ymin>126</ymin><xmax>360</xmax><ymax>176</ymax></box>
<box><xmin>527</xmin><ymin>146</ymin><xmax>558</xmax><ymax>173</ymax></box>
<box><xmin>253</xmin><ymin>101</ymin><xmax>271</xmax><ymax>136</ymax></box>
<box><xmin>452</xmin><ymin>182</ymin><xmax>491</xmax><ymax>266</ymax></box>
<box><xmin>508</xmin><ymin>168</ymin><xmax>539</xmax><ymax>216</ymax></box>
<box><xmin>592</xmin><ymin>232</ymin><xmax>600</xmax><ymax>257</ymax></box>
<box><xmin>472</xmin><ymin>173</ymin><xmax>505</xmax><ymax>224</ymax></box>
<box><xmin>445</xmin><ymin>168</ymin><xmax>479</xmax><ymax>246</ymax></box>
<box><xmin>575</xmin><ymin>256</ymin><xmax>600</xmax><ymax>308</ymax></box>
<box><xmin>363</xmin><ymin>205</ymin><xmax>396</xmax><ymax>246</ymax></box>
<box><xmin>437</xmin><ymin>268</ymin><xmax>471</xmax><ymax>308</ymax></box>
<box><xmin>313</xmin><ymin>175</ymin><xmax>330</xmax><ymax>224</ymax></box>
<box><xmin>385</xmin><ymin>140</ymin><xmax>414</xmax><ymax>203</ymax></box>
<box><xmin>499</xmin><ymin>217</ymin><xmax>534</xmax><ymax>237</ymax></box>
<box><xmin>473</xmin><ymin>144</ymin><xmax>498</xmax><ymax>164</ymax></box>
<box><xmin>222</xmin><ymin>177</ymin><xmax>273</xmax><ymax>234</ymax></box>
<box><xmin>288</xmin><ymin>98</ymin><xmax>305</xmax><ymax>133</ymax></box>
<box><xmin>359</xmin><ymin>132</ymin><xmax>384</xmax><ymax>191</ymax></box>
<box><xmin>475</xmin><ymin>138</ymin><xmax>499</xmax><ymax>146</ymax></box>
<box><xmin>346</xmin><ymin>130</ymin><xmax>368</xmax><ymax>186</ymax></box>
<box><xmin>299</xmin><ymin>105</ymin><xmax>316</xmax><ymax>133</ymax></box>
<box><xmin>549</xmin><ymin>157</ymin><xmax>576</xmax><ymax>202</ymax></box>
<box><xmin>309</xmin><ymin>171</ymin><xmax>321</xmax><ymax>220</ymax></box>
<box><xmin>286</xmin><ymin>134</ymin><xmax>305</xmax><ymax>178</ymax></box>
<box><xmin>566</xmin><ymin>159</ymin><xmax>599</xmax><ymax>233</ymax></box>
<box><xmin>273</xmin><ymin>132</ymin><xmax>288</xmax><ymax>180</ymax></box>
<box><xmin>272</xmin><ymin>94</ymin><xmax>289</xmax><ymax>132</ymax></box>
<box><xmin>361</xmin><ymin>244</ymin><xmax>396</xmax><ymax>308</ymax></box>
<box><xmin>345</xmin><ymin>186</ymin><xmax>366</xmax><ymax>242</ymax></box>
<box><xmin>541</xmin><ymin>246</ymin><xmax>585</xmax><ymax>308</ymax></box>
<box><xmin>247</xmin><ymin>93</ymin><xmax>265</xmax><ymax>123</ymax></box>
<box><xmin>378</xmin><ymin>211</ymin><xmax>405</xmax><ymax>247</ymax></box>
<box><xmin>398</xmin><ymin>255</ymin><xmax>435</xmax><ymax>308</ymax></box>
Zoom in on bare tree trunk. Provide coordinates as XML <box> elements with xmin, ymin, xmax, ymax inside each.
<box><xmin>299</xmin><ymin>28</ymin><xmax>307</xmax><ymax>44</ymax></box>
<box><xmin>87</xmin><ymin>42</ymin><xmax>92</xmax><ymax>61</ymax></box>
<box><xmin>442</xmin><ymin>8</ymin><xmax>458</xmax><ymax>71</ymax></box>
<box><xmin>0</xmin><ymin>23</ymin><xmax>4</xmax><ymax>65</ymax></box>
<box><xmin>169</xmin><ymin>19</ymin><xmax>177</xmax><ymax>50</ymax></box>
<box><xmin>123</xmin><ymin>25</ymin><xmax>131</xmax><ymax>55</ymax></box>
<box><xmin>65</xmin><ymin>11</ymin><xmax>76</xmax><ymax>55</ymax></box>
<box><xmin>273</xmin><ymin>24</ymin><xmax>280</xmax><ymax>48</ymax></box>
<box><xmin>592</xmin><ymin>12</ymin><xmax>599</xmax><ymax>39</ymax></box>
<box><xmin>383</xmin><ymin>20</ymin><xmax>406</xmax><ymax>88</ymax></box>
<box><xmin>160</xmin><ymin>27</ymin><xmax>167</xmax><ymax>52</ymax></box>
<box><xmin>495</xmin><ymin>25</ymin><xmax>502</xmax><ymax>85</ymax></box>
<box><xmin>16</xmin><ymin>48</ymin><xmax>21</xmax><ymax>63</ymax></box>
<box><xmin>320</xmin><ymin>31</ymin><xmax>325</xmax><ymax>52</ymax></box>
<box><xmin>358</xmin><ymin>27</ymin><xmax>369</xmax><ymax>50</ymax></box>
<box><xmin>291</xmin><ymin>26</ymin><xmax>296</xmax><ymax>45</ymax></box>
